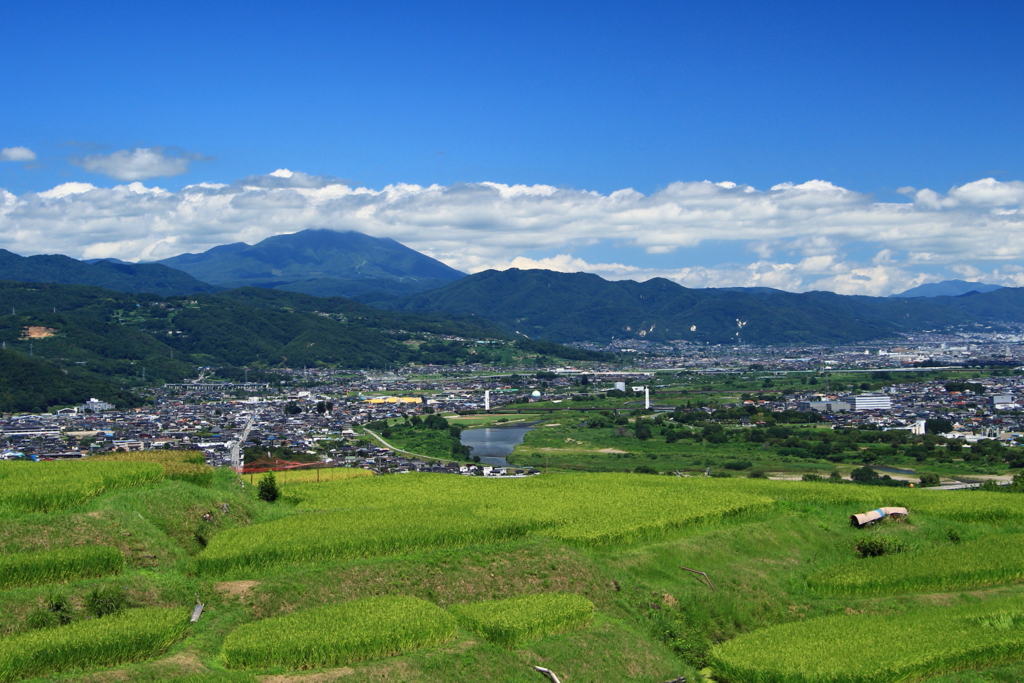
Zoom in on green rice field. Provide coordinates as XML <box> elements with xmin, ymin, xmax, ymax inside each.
<box><xmin>0</xmin><ymin>545</ymin><xmax>124</xmax><ymax>589</ymax></box>
<box><xmin>710</xmin><ymin>597</ymin><xmax>1024</xmax><ymax>683</ymax></box>
<box><xmin>221</xmin><ymin>595</ymin><xmax>457</xmax><ymax>669</ymax></box>
<box><xmin>0</xmin><ymin>454</ymin><xmax>1023</xmax><ymax>682</ymax></box>
<box><xmin>0</xmin><ymin>607</ymin><xmax>189</xmax><ymax>682</ymax></box>
<box><xmin>808</xmin><ymin>532</ymin><xmax>1024</xmax><ymax>595</ymax></box>
<box><xmin>450</xmin><ymin>593</ymin><xmax>594</xmax><ymax>648</ymax></box>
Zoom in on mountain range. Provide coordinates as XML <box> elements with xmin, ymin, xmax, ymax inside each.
<box><xmin>3</xmin><ymin>229</ymin><xmax>1023</xmax><ymax>347</ymax></box>
<box><xmin>0</xmin><ymin>249</ymin><xmax>219</xmax><ymax>296</ymax></box>
<box><xmin>383</xmin><ymin>268</ymin><xmax>1024</xmax><ymax>344</ymax></box>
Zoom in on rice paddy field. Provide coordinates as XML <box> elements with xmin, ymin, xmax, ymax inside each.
<box><xmin>450</xmin><ymin>593</ymin><xmax>595</xmax><ymax>648</ymax></box>
<box><xmin>1</xmin><ymin>452</ymin><xmax>1024</xmax><ymax>682</ymax></box>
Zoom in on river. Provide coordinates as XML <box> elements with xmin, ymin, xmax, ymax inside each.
<box><xmin>459</xmin><ymin>423</ymin><xmax>535</xmax><ymax>467</ymax></box>
<box><xmin>875</xmin><ymin>466</ymin><xmax>917</xmax><ymax>475</ymax></box>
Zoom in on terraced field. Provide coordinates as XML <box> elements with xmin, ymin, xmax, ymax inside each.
<box><xmin>1</xmin><ymin>454</ymin><xmax>1023</xmax><ymax>683</ymax></box>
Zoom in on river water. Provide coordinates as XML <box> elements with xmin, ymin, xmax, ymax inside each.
<box><xmin>875</xmin><ymin>466</ymin><xmax>917</xmax><ymax>475</ymax></box>
<box><xmin>459</xmin><ymin>424</ymin><xmax>535</xmax><ymax>467</ymax></box>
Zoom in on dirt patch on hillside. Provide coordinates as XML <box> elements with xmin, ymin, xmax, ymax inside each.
<box><xmin>260</xmin><ymin>662</ymin><xmax>424</xmax><ymax>683</ymax></box>
<box><xmin>598</xmin><ymin>448</ymin><xmax>627</xmax><ymax>454</ymax></box>
<box><xmin>215</xmin><ymin>580</ymin><xmax>260</xmax><ymax>599</ymax></box>
<box><xmin>79</xmin><ymin>651</ymin><xmax>207</xmax><ymax>682</ymax></box>
<box><xmin>260</xmin><ymin>668</ymin><xmax>356</xmax><ymax>682</ymax></box>
<box><xmin>153</xmin><ymin>651</ymin><xmax>206</xmax><ymax>675</ymax></box>
<box><xmin>20</xmin><ymin>326</ymin><xmax>57</xmax><ymax>339</ymax></box>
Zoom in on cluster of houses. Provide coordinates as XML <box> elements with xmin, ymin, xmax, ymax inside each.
<box><xmin>6</xmin><ymin>334</ymin><xmax>1024</xmax><ymax>462</ymax></box>
<box><xmin>0</xmin><ymin>373</ymin><xmax>546</xmax><ymax>475</ymax></box>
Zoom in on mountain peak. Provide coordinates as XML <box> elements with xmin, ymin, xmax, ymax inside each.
<box><xmin>157</xmin><ymin>229</ymin><xmax>465</xmax><ymax>292</ymax></box>
<box><xmin>891</xmin><ymin>279</ymin><xmax>1003</xmax><ymax>298</ymax></box>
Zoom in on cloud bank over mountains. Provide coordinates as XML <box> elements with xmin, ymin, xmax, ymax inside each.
<box><xmin>1</xmin><ymin>169</ymin><xmax>1022</xmax><ymax>296</ymax></box>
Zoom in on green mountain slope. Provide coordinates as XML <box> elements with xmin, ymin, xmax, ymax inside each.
<box><xmin>0</xmin><ymin>282</ymin><xmax>513</xmax><ymax>379</ymax></box>
<box><xmin>157</xmin><ymin>229</ymin><xmax>464</xmax><ymax>295</ymax></box>
<box><xmin>0</xmin><ymin>349</ymin><xmax>144</xmax><ymax>413</ymax></box>
<box><xmin>0</xmin><ymin>249</ymin><xmax>220</xmax><ymax>296</ymax></box>
<box><xmin>275</xmin><ymin>276</ymin><xmax>455</xmax><ymax>303</ymax></box>
<box><xmin>0</xmin><ymin>282</ymin><xmax>612</xmax><ymax>409</ymax></box>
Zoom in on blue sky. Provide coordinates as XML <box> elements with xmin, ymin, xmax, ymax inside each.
<box><xmin>2</xmin><ymin>0</ymin><xmax>1023</xmax><ymax>295</ymax></box>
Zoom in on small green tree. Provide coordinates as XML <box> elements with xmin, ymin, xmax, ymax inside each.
<box><xmin>634</xmin><ymin>422</ymin><xmax>652</xmax><ymax>440</ymax></box>
<box><xmin>850</xmin><ymin>466</ymin><xmax>879</xmax><ymax>483</ymax></box>
<box><xmin>925</xmin><ymin>418</ymin><xmax>954</xmax><ymax>435</ymax></box>
<box><xmin>918</xmin><ymin>472</ymin><xmax>941</xmax><ymax>487</ymax></box>
<box><xmin>257</xmin><ymin>472</ymin><xmax>280</xmax><ymax>503</ymax></box>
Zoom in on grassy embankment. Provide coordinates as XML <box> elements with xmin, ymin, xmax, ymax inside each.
<box><xmin>3</xmin><ymin>453</ymin><xmax>1024</xmax><ymax>682</ymax></box>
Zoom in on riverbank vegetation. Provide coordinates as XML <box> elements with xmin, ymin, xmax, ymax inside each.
<box><xmin>500</xmin><ymin>406</ymin><xmax>1021</xmax><ymax>479</ymax></box>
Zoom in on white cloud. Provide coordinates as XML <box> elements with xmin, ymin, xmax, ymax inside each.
<box><xmin>1</xmin><ymin>172</ymin><xmax>1023</xmax><ymax>295</ymax></box>
<box><xmin>37</xmin><ymin>182</ymin><xmax>97</xmax><ymax>199</ymax></box>
<box><xmin>501</xmin><ymin>254</ymin><xmax>641</xmax><ymax>277</ymax></box>
<box><xmin>0</xmin><ymin>147</ymin><xmax>36</xmax><ymax>162</ymax></box>
<box><xmin>71</xmin><ymin>147</ymin><xmax>206</xmax><ymax>181</ymax></box>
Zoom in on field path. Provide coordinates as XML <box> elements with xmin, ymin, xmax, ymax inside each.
<box><xmin>363</xmin><ymin>429</ymin><xmax>453</xmax><ymax>464</ymax></box>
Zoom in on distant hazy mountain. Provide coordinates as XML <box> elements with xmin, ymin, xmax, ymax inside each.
<box><xmin>0</xmin><ymin>249</ymin><xmax>220</xmax><ymax>296</ymax></box>
<box><xmin>382</xmin><ymin>268</ymin><xmax>1024</xmax><ymax>344</ymax></box>
<box><xmin>157</xmin><ymin>229</ymin><xmax>464</xmax><ymax>297</ymax></box>
<box><xmin>891</xmin><ymin>280</ymin><xmax>1003</xmax><ymax>298</ymax></box>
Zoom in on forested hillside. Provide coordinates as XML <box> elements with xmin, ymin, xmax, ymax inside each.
<box><xmin>0</xmin><ymin>282</ymin><xmax>600</xmax><ymax>411</ymax></box>
<box><xmin>0</xmin><ymin>350</ymin><xmax>144</xmax><ymax>413</ymax></box>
